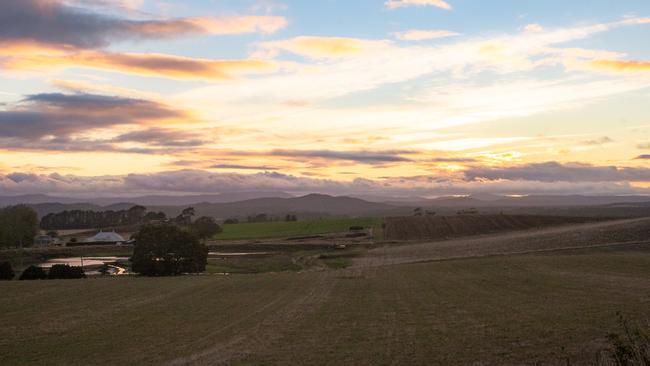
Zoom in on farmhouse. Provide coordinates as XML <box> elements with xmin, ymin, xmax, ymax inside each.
<box><xmin>84</xmin><ymin>230</ymin><xmax>126</xmax><ymax>244</ymax></box>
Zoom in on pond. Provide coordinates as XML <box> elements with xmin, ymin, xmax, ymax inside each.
<box><xmin>39</xmin><ymin>256</ymin><xmax>130</xmax><ymax>275</ymax></box>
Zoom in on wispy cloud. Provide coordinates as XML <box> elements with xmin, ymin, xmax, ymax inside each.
<box><xmin>211</xmin><ymin>164</ymin><xmax>280</xmax><ymax>171</ymax></box>
<box><xmin>590</xmin><ymin>59</ymin><xmax>650</xmax><ymax>72</ymax></box>
<box><xmin>393</xmin><ymin>30</ymin><xmax>460</xmax><ymax>41</ymax></box>
<box><xmin>269</xmin><ymin>149</ymin><xmax>414</xmax><ymax>163</ymax></box>
<box><xmin>523</xmin><ymin>23</ymin><xmax>544</xmax><ymax>33</ymax></box>
<box><xmin>385</xmin><ymin>0</ymin><xmax>452</xmax><ymax>10</ymax></box>
<box><xmin>256</xmin><ymin>36</ymin><xmax>390</xmax><ymax>59</ymax></box>
<box><xmin>2</xmin><ymin>49</ymin><xmax>277</xmax><ymax>80</ymax></box>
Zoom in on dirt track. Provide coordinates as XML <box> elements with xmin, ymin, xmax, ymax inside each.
<box><xmin>355</xmin><ymin>217</ymin><xmax>650</xmax><ymax>268</ymax></box>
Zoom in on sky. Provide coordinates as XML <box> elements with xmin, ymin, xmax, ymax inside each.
<box><xmin>1</xmin><ymin>0</ymin><xmax>650</xmax><ymax>198</ymax></box>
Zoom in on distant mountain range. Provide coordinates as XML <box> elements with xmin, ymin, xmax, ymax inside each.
<box><xmin>9</xmin><ymin>194</ymin><xmax>405</xmax><ymax>218</ymax></box>
<box><xmin>4</xmin><ymin>193</ymin><xmax>650</xmax><ymax>219</ymax></box>
<box><xmin>0</xmin><ymin>191</ymin><xmax>294</xmax><ymax>207</ymax></box>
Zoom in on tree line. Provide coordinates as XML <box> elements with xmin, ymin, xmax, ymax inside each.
<box><xmin>40</xmin><ymin>205</ymin><xmax>166</xmax><ymax>230</ymax></box>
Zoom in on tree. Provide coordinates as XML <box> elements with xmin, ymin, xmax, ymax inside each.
<box><xmin>19</xmin><ymin>265</ymin><xmax>47</xmax><ymax>280</ymax></box>
<box><xmin>48</xmin><ymin>264</ymin><xmax>85</xmax><ymax>279</ymax></box>
<box><xmin>0</xmin><ymin>261</ymin><xmax>14</xmax><ymax>280</ymax></box>
<box><xmin>190</xmin><ymin>216</ymin><xmax>222</xmax><ymax>240</ymax></box>
<box><xmin>144</xmin><ymin>211</ymin><xmax>166</xmax><ymax>222</ymax></box>
<box><xmin>126</xmin><ymin>205</ymin><xmax>147</xmax><ymax>224</ymax></box>
<box><xmin>175</xmin><ymin>207</ymin><xmax>195</xmax><ymax>226</ymax></box>
<box><xmin>0</xmin><ymin>205</ymin><xmax>39</xmax><ymax>248</ymax></box>
<box><xmin>131</xmin><ymin>223</ymin><xmax>207</xmax><ymax>276</ymax></box>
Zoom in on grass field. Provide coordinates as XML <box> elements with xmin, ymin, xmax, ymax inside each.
<box><xmin>213</xmin><ymin>217</ymin><xmax>383</xmax><ymax>240</ymax></box>
<box><xmin>1</xmin><ymin>246</ymin><xmax>649</xmax><ymax>365</ymax></box>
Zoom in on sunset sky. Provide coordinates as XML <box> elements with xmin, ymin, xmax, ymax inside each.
<box><xmin>1</xmin><ymin>0</ymin><xmax>650</xmax><ymax>197</ymax></box>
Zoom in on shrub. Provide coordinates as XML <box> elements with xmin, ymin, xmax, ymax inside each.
<box><xmin>48</xmin><ymin>264</ymin><xmax>86</xmax><ymax>279</ymax></box>
<box><xmin>0</xmin><ymin>261</ymin><xmax>14</xmax><ymax>280</ymax></box>
<box><xmin>605</xmin><ymin>313</ymin><xmax>650</xmax><ymax>365</ymax></box>
<box><xmin>19</xmin><ymin>265</ymin><xmax>47</xmax><ymax>280</ymax></box>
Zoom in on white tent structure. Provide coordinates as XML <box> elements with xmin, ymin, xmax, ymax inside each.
<box><xmin>84</xmin><ymin>230</ymin><xmax>126</xmax><ymax>244</ymax></box>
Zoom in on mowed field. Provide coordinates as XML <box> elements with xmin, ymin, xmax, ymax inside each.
<box><xmin>213</xmin><ymin>217</ymin><xmax>383</xmax><ymax>240</ymax></box>
<box><xmin>2</xmin><ymin>218</ymin><xmax>650</xmax><ymax>365</ymax></box>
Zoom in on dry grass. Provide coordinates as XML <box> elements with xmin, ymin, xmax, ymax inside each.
<box><xmin>384</xmin><ymin>214</ymin><xmax>601</xmax><ymax>241</ymax></box>
<box><xmin>1</xmin><ymin>247</ymin><xmax>649</xmax><ymax>365</ymax></box>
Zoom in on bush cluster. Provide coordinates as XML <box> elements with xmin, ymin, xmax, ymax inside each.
<box><xmin>17</xmin><ymin>264</ymin><xmax>85</xmax><ymax>280</ymax></box>
<box><xmin>48</xmin><ymin>264</ymin><xmax>86</xmax><ymax>279</ymax></box>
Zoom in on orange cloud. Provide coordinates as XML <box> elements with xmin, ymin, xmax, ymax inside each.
<box><xmin>385</xmin><ymin>0</ymin><xmax>452</xmax><ymax>10</ymax></box>
<box><xmin>590</xmin><ymin>59</ymin><xmax>650</xmax><ymax>72</ymax></box>
<box><xmin>1</xmin><ymin>46</ymin><xmax>277</xmax><ymax>80</ymax></box>
<box><xmin>258</xmin><ymin>37</ymin><xmax>390</xmax><ymax>59</ymax></box>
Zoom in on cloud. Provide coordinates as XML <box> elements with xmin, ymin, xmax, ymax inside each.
<box><xmin>580</xmin><ymin>136</ymin><xmax>614</xmax><ymax>146</ymax></box>
<box><xmin>269</xmin><ymin>149</ymin><xmax>414</xmax><ymax>163</ymax></box>
<box><xmin>0</xmin><ymin>1</ymin><xmax>284</xmax><ymax>80</ymax></box>
<box><xmin>257</xmin><ymin>36</ymin><xmax>390</xmax><ymax>59</ymax></box>
<box><xmin>112</xmin><ymin>128</ymin><xmax>209</xmax><ymax>147</ymax></box>
<box><xmin>590</xmin><ymin>59</ymin><xmax>650</xmax><ymax>72</ymax></box>
<box><xmin>385</xmin><ymin>0</ymin><xmax>452</xmax><ymax>10</ymax></box>
<box><xmin>393</xmin><ymin>30</ymin><xmax>460</xmax><ymax>41</ymax></box>
<box><xmin>465</xmin><ymin>162</ymin><xmax>650</xmax><ymax>183</ymax></box>
<box><xmin>523</xmin><ymin>23</ymin><xmax>544</xmax><ymax>33</ymax></box>
<box><xmin>0</xmin><ymin>0</ymin><xmax>287</xmax><ymax>49</ymax></box>
<box><xmin>186</xmin><ymin>17</ymin><xmax>650</xmax><ymax>114</ymax></box>
<box><xmin>429</xmin><ymin>157</ymin><xmax>477</xmax><ymax>163</ymax></box>
<box><xmin>0</xmin><ymin>93</ymin><xmax>187</xmax><ymax>140</ymax></box>
<box><xmin>211</xmin><ymin>164</ymin><xmax>280</xmax><ymax>171</ymax></box>
<box><xmin>2</xmin><ymin>49</ymin><xmax>277</xmax><ymax>80</ymax></box>
<box><xmin>2</xmin><ymin>168</ymin><xmax>650</xmax><ymax>197</ymax></box>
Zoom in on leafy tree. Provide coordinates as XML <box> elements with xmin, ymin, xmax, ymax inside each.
<box><xmin>48</xmin><ymin>264</ymin><xmax>85</xmax><ymax>279</ymax></box>
<box><xmin>19</xmin><ymin>265</ymin><xmax>47</xmax><ymax>280</ymax></box>
<box><xmin>223</xmin><ymin>218</ymin><xmax>239</xmax><ymax>224</ymax></box>
<box><xmin>126</xmin><ymin>205</ymin><xmax>147</xmax><ymax>224</ymax></box>
<box><xmin>131</xmin><ymin>223</ymin><xmax>207</xmax><ymax>276</ymax></box>
<box><xmin>144</xmin><ymin>211</ymin><xmax>167</xmax><ymax>222</ymax></box>
<box><xmin>175</xmin><ymin>207</ymin><xmax>195</xmax><ymax>226</ymax></box>
<box><xmin>0</xmin><ymin>261</ymin><xmax>14</xmax><ymax>280</ymax></box>
<box><xmin>190</xmin><ymin>216</ymin><xmax>222</xmax><ymax>240</ymax></box>
<box><xmin>0</xmin><ymin>205</ymin><xmax>39</xmax><ymax>248</ymax></box>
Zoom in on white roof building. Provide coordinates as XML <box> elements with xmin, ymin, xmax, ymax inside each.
<box><xmin>84</xmin><ymin>230</ymin><xmax>126</xmax><ymax>243</ymax></box>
